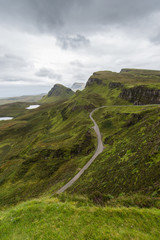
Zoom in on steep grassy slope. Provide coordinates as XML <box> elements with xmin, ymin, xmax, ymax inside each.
<box><xmin>0</xmin><ymin>197</ymin><xmax>160</xmax><ymax>240</ymax></box>
<box><xmin>40</xmin><ymin>84</ymin><xmax>74</xmax><ymax>103</ymax></box>
<box><xmin>0</xmin><ymin>99</ymin><xmax>97</xmax><ymax>206</ymax></box>
<box><xmin>0</xmin><ymin>68</ymin><xmax>160</xmax><ymax>207</ymax></box>
<box><xmin>69</xmin><ymin>105</ymin><xmax>160</xmax><ymax>202</ymax></box>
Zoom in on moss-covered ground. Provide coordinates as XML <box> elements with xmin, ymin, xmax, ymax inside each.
<box><xmin>69</xmin><ymin>105</ymin><xmax>160</xmax><ymax>204</ymax></box>
<box><xmin>0</xmin><ymin>102</ymin><xmax>31</xmax><ymax>117</ymax></box>
<box><xmin>0</xmin><ymin>99</ymin><xmax>97</xmax><ymax>206</ymax></box>
<box><xmin>0</xmin><ymin>69</ymin><xmax>160</xmax><ymax>239</ymax></box>
<box><xmin>92</xmin><ymin>69</ymin><xmax>160</xmax><ymax>89</ymax></box>
<box><xmin>0</xmin><ymin>196</ymin><xmax>160</xmax><ymax>240</ymax></box>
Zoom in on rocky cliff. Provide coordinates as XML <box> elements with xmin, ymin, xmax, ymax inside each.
<box><xmin>41</xmin><ymin>84</ymin><xmax>74</xmax><ymax>103</ymax></box>
<box><xmin>48</xmin><ymin>84</ymin><xmax>74</xmax><ymax>97</ymax></box>
<box><xmin>119</xmin><ymin>86</ymin><xmax>160</xmax><ymax>105</ymax></box>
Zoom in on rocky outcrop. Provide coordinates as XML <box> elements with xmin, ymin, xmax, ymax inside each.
<box><xmin>120</xmin><ymin>69</ymin><xmax>134</xmax><ymax>73</ymax></box>
<box><xmin>41</xmin><ymin>84</ymin><xmax>74</xmax><ymax>103</ymax></box>
<box><xmin>109</xmin><ymin>82</ymin><xmax>123</xmax><ymax>89</ymax></box>
<box><xmin>48</xmin><ymin>84</ymin><xmax>74</xmax><ymax>97</ymax></box>
<box><xmin>86</xmin><ymin>77</ymin><xmax>103</xmax><ymax>87</ymax></box>
<box><xmin>119</xmin><ymin>86</ymin><xmax>160</xmax><ymax>105</ymax></box>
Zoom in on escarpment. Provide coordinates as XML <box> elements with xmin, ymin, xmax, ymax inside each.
<box><xmin>119</xmin><ymin>86</ymin><xmax>160</xmax><ymax>105</ymax></box>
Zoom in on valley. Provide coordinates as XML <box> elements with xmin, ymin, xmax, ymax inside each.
<box><xmin>0</xmin><ymin>68</ymin><xmax>160</xmax><ymax>239</ymax></box>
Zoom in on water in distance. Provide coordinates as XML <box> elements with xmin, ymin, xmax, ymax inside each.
<box><xmin>26</xmin><ymin>105</ymin><xmax>40</xmax><ymax>110</ymax></box>
<box><xmin>0</xmin><ymin>117</ymin><xmax>13</xmax><ymax>121</ymax></box>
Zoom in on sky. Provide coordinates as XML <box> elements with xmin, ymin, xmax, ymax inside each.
<box><xmin>0</xmin><ymin>0</ymin><xmax>160</xmax><ymax>97</ymax></box>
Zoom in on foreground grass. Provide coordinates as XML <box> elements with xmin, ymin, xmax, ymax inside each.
<box><xmin>0</xmin><ymin>197</ymin><xmax>160</xmax><ymax>240</ymax></box>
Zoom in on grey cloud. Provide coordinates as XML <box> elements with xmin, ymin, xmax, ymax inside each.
<box><xmin>0</xmin><ymin>54</ymin><xmax>30</xmax><ymax>70</ymax></box>
<box><xmin>0</xmin><ymin>76</ymin><xmax>42</xmax><ymax>83</ymax></box>
<box><xmin>0</xmin><ymin>0</ymin><xmax>159</xmax><ymax>34</ymax></box>
<box><xmin>56</xmin><ymin>35</ymin><xmax>90</xmax><ymax>50</ymax></box>
<box><xmin>0</xmin><ymin>78</ymin><xmax>22</xmax><ymax>82</ymax></box>
<box><xmin>73</xmin><ymin>74</ymin><xmax>87</xmax><ymax>82</ymax></box>
<box><xmin>0</xmin><ymin>85</ymin><xmax>50</xmax><ymax>98</ymax></box>
<box><xmin>36</xmin><ymin>68</ymin><xmax>61</xmax><ymax>80</ymax></box>
<box><xmin>150</xmin><ymin>31</ymin><xmax>160</xmax><ymax>45</ymax></box>
<box><xmin>70</xmin><ymin>60</ymin><xmax>84</xmax><ymax>67</ymax></box>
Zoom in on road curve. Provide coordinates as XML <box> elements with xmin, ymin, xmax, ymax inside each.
<box><xmin>56</xmin><ymin>104</ymin><xmax>160</xmax><ymax>194</ymax></box>
<box><xmin>56</xmin><ymin>107</ymin><xmax>104</xmax><ymax>194</ymax></box>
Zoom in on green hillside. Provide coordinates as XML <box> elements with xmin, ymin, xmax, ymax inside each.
<box><xmin>0</xmin><ymin>102</ymin><xmax>33</xmax><ymax>117</ymax></box>
<box><xmin>0</xmin><ymin>196</ymin><xmax>160</xmax><ymax>240</ymax></box>
<box><xmin>69</xmin><ymin>105</ymin><xmax>160</xmax><ymax>202</ymax></box>
<box><xmin>92</xmin><ymin>69</ymin><xmax>160</xmax><ymax>88</ymax></box>
<box><xmin>0</xmin><ymin>68</ymin><xmax>160</xmax><ymax>209</ymax></box>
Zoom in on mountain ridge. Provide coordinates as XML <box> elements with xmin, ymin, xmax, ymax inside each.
<box><xmin>40</xmin><ymin>84</ymin><xmax>74</xmax><ymax>103</ymax></box>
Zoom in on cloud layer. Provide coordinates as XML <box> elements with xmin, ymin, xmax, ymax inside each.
<box><xmin>0</xmin><ymin>0</ymin><xmax>160</xmax><ymax>33</ymax></box>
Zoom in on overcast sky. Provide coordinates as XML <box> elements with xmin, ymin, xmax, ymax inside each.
<box><xmin>0</xmin><ymin>0</ymin><xmax>160</xmax><ymax>97</ymax></box>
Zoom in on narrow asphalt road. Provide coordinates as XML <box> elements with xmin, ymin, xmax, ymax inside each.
<box><xmin>56</xmin><ymin>107</ymin><xmax>104</xmax><ymax>194</ymax></box>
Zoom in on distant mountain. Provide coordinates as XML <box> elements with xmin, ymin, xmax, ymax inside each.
<box><xmin>40</xmin><ymin>84</ymin><xmax>74</xmax><ymax>103</ymax></box>
<box><xmin>71</xmin><ymin>82</ymin><xmax>85</xmax><ymax>91</ymax></box>
<box><xmin>0</xmin><ymin>94</ymin><xmax>45</xmax><ymax>105</ymax></box>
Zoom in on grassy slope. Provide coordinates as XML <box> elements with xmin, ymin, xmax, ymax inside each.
<box><xmin>0</xmin><ymin>73</ymin><xmax>126</xmax><ymax>206</ymax></box>
<box><xmin>0</xmin><ymin>69</ymin><xmax>160</xmax><ymax>208</ymax></box>
<box><xmin>0</xmin><ymin>197</ymin><xmax>160</xmax><ymax>240</ymax></box>
<box><xmin>0</xmin><ymin>99</ymin><xmax>97</xmax><ymax>206</ymax></box>
<box><xmin>0</xmin><ymin>102</ymin><xmax>32</xmax><ymax>117</ymax></box>
<box><xmin>0</xmin><ymin>69</ymin><xmax>160</xmax><ymax>239</ymax></box>
<box><xmin>93</xmin><ymin>69</ymin><xmax>160</xmax><ymax>89</ymax></box>
<box><xmin>69</xmin><ymin>105</ymin><xmax>160</xmax><ymax>200</ymax></box>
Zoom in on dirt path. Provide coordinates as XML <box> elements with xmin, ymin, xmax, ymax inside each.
<box><xmin>56</xmin><ymin>107</ymin><xmax>104</xmax><ymax>194</ymax></box>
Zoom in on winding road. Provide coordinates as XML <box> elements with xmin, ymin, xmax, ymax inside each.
<box><xmin>56</xmin><ymin>104</ymin><xmax>159</xmax><ymax>194</ymax></box>
<box><xmin>56</xmin><ymin>107</ymin><xmax>104</xmax><ymax>194</ymax></box>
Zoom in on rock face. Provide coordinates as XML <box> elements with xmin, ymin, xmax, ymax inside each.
<box><xmin>109</xmin><ymin>82</ymin><xmax>123</xmax><ymax>89</ymax></box>
<box><xmin>47</xmin><ymin>84</ymin><xmax>74</xmax><ymax>98</ymax></box>
<box><xmin>41</xmin><ymin>84</ymin><xmax>75</xmax><ymax>103</ymax></box>
<box><xmin>120</xmin><ymin>69</ymin><xmax>134</xmax><ymax>73</ymax></box>
<box><xmin>86</xmin><ymin>77</ymin><xmax>103</xmax><ymax>87</ymax></box>
<box><xmin>119</xmin><ymin>86</ymin><xmax>160</xmax><ymax>105</ymax></box>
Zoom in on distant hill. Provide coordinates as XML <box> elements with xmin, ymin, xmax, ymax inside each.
<box><xmin>0</xmin><ymin>94</ymin><xmax>45</xmax><ymax>105</ymax></box>
<box><xmin>40</xmin><ymin>84</ymin><xmax>74</xmax><ymax>103</ymax></box>
<box><xmin>71</xmin><ymin>82</ymin><xmax>85</xmax><ymax>91</ymax></box>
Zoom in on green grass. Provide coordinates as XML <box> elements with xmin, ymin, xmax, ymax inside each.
<box><xmin>69</xmin><ymin>105</ymin><xmax>160</xmax><ymax>201</ymax></box>
<box><xmin>91</xmin><ymin>69</ymin><xmax>160</xmax><ymax>88</ymax></box>
<box><xmin>0</xmin><ymin>197</ymin><xmax>160</xmax><ymax>240</ymax></box>
<box><xmin>0</xmin><ymin>68</ymin><xmax>160</xmax><ymax>208</ymax></box>
<box><xmin>0</xmin><ymin>102</ymin><xmax>31</xmax><ymax>117</ymax></box>
<box><xmin>0</xmin><ymin>99</ymin><xmax>97</xmax><ymax>206</ymax></box>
